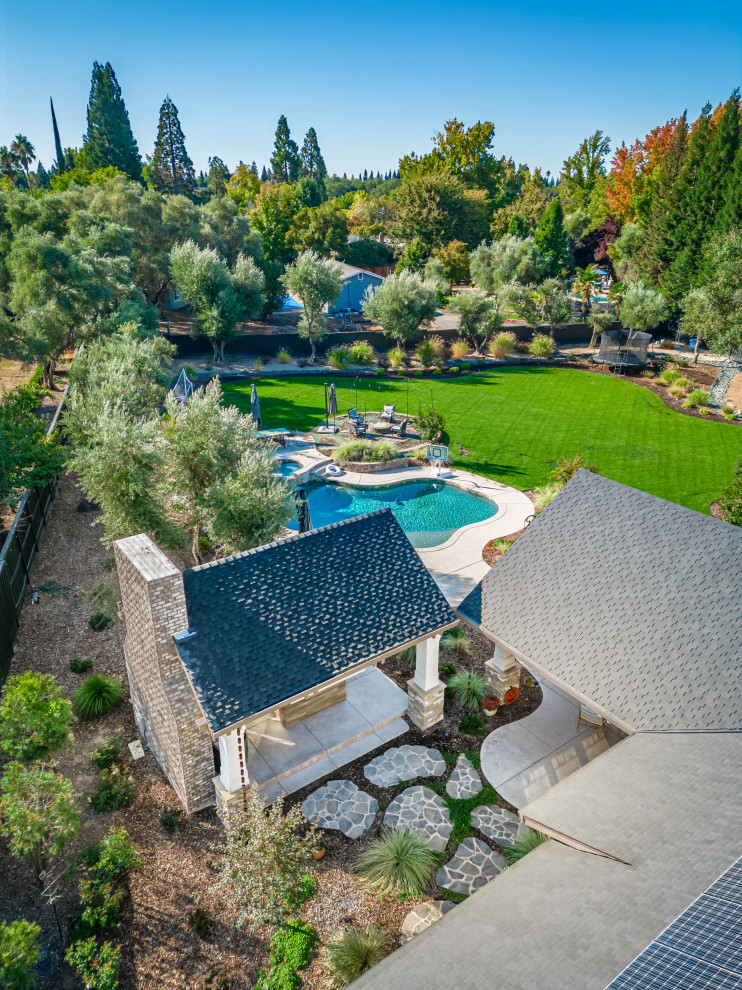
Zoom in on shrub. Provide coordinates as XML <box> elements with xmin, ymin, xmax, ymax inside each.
<box><xmin>0</xmin><ymin>919</ymin><xmax>41</xmax><ymax>990</ymax></box>
<box><xmin>415</xmin><ymin>339</ymin><xmax>441</xmax><ymax>368</ymax></box>
<box><xmin>188</xmin><ymin>908</ymin><xmax>211</xmax><ymax>936</ymax></box>
<box><xmin>94</xmin><ymin>827</ymin><xmax>141</xmax><ymax>884</ymax></box>
<box><xmin>160</xmin><ymin>807</ymin><xmax>183</xmax><ymax>833</ymax></box>
<box><xmin>387</xmin><ymin>346</ymin><xmax>406</xmax><ymax>369</ymax></box>
<box><xmin>432</xmin><ymin>368</ymin><xmax>442</xmax><ymax>375</ymax></box>
<box><xmin>658</xmin><ymin>366</ymin><xmax>681</xmax><ymax>385</ymax></box>
<box><xmin>104</xmin><ymin>556</ymin><xmax>116</xmax><ymax>571</ymax></box>
<box><xmin>669</xmin><ymin>385</ymin><xmax>685</xmax><ymax>398</ymax></box>
<box><xmin>88</xmin><ymin>581</ymin><xmax>118</xmax><ymax>616</ymax></box>
<box><xmin>532</xmin><ymin>483</ymin><xmax>562</xmax><ymax>512</ymax></box>
<box><xmin>460</xmin><ymin>361</ymin><xmax>471</xmax><ymax>370</ymax></box>
<box><xmin>492</xmin><ymin>536</ymin><xmax>515</xmax><ymax>554</ymax></box>
<box><xmin>253</xmin><ymin>359</ymin><xmax>263</xmax><ymax>372</ymax></box>
<box><xmin>440</xmin><ymin>626</ymin><xmax>471</xmax><ymax>655</ymax></box>
<box><xmin>699</xmin><ymin>407</ymin><xmax>712</xmax><ymax>416</ymax></box>
<box><xmin>256</xmin><ymin>961</ymin><xmax>300</xmax><ymax>990</ymax></box>
<box><xmin>439</xmin><ymin>661</ymin><xmax>456</xmax><ymax>678</ymax></box>
<box><xmin>450</xmin><ymin>339</ymin><xmax>470</xmax><ymax>360</ymax></box>
<box><xmin>449</xmin><ymin>366</ymin><xmax>459</xmax><ymax>373</ymax></box>
<box><xmin>683</xmin><ymin>389</ymin><xmax>708</xmax><ymax>409</ymax></box>
<box><xmin>327</xmin><ymin>926</ymin><xmax>391</xmax><ymax>986</ymax></box>
<box><xmin>356</xmin><ymin>828</ymin><xmax>439</xmax><ymax>895</ymax></box>
<box><xmin>720</xmin><ymin>461</ymin><xmax>742</xmax><ymax>525</ymax></box>
<box><xmin>276</xmin><ymin>348</ymin><xmax>291</xmax><ymax>365</ymax></box>
<box><xmin>70</xmin><ymin>656</ymin><xmax>92</xmax><ymax>674</ymax></box>
<box><xmin>658</xmin><ymin>338</ymin><xmax>676</xmax><ymax>349</ymax></box>
<box><xmin>417</xmin><ymin>408</ymin><xmax>445</xmax><ymax>443</ymax></box>
<box><xmin>487</xmin><ymin>331</ymin><xmax>517</xmax><ymax>360</ymax></box>
<box><xmin>293</xmin><ymin>873</ymin><xmax>317</xmax><ymax>907</ymax></box>
<box><xmin>374</xmin><ymin>368</ymin><xmax>385</xmax><ymax>376</ymax></box>
<box><xmin>91</xmin><ymin>733</ymin><xmax>122</xmax><ymax>770</ymax></box>
<box><xmin>0</xmin><ymin>763</ymin><xmax>80</xmax><ymax>875</ymax></box>
<box><xmin>673</xmin><ymin>377</ymin><xmax>692</xmax><ymax>391</ymax></box>
<box><xmin>65</xmin><ymin>938</ymin><xmax>120</xmax><ymax>990</ymax></box>
<box><xmin>334</xmin><ymin>440</ymin><xmax>397</xmax><ymax>464</ymax></box>
<box><xmin>503</xmin><ymin>827</ymin><xmax>548</xmax><ymax>863</ymax></box>
<box><xmin>447</xmin><ymin>671</ymin><xmax>487</xmax><ymax>710</ymax></box>
<box><xmin>78</xmin><ymin>877</ymin><xmax>125</xmax><ymax>933</ymax></box>
<box><xmin>270</xmin><ymin>919</ymin><xmax>317</xmax><ymax>970</ymax></box>
<box><xmin>0</xmin><ymin>672</ymin><xmax>73</xmax><ymax>762</ymax></box>
<box><xmin>458</xmin><ymin>714</ymin><xmax>485</xmax><ymax>735</ymax></box>
<box><xmin>548</xmin><ymin>455</ymin><xmax>597</xmax><ymax>486</ymax></box>
<box><xmin>722</xmin><ymin>404</ymin><xmax>736</xmax><ymax>416</ymax></box>
<box><xmin>88</xmin><ymin>767</ymin><xmax>135</xmax><ymax>812</ymax></box>
<box><xmin>529</xmin><ymin>333</ymin><xmax>554</xmax><ymax>358</ymax></box>
<box><xmin>327</xmin><ymin>346</ymin><xmax>349</xmax><ymax>370</ymax></box>
<box><xmin>348</xmin><ymin>341</ymin><xmax>374</xmax><ymax>366</ymax></box>
<box><xmin>73</xmin><ymin>676</ymin><xmax>124</xmax><ymax>720</ymax></box>
<box><xmin>89</xmin><ymin>612</ymin><xmax>112</xmax><ymax>632</ymax></box>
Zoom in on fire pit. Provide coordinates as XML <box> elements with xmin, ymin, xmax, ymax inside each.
<box><xmin>369</xmin><ymin>420</ymin><xmax>393</xmax><ymax>435</ymax></box>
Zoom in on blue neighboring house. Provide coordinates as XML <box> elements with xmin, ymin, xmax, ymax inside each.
<box><xmin>327</xmin><ymin>261</ymin><xmax>385</xmax><ymax>314</ymax></box>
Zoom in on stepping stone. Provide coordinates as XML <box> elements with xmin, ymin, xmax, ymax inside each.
<box><xmin>446</xmin><ymin>754</ymin><xmax>483</xmax><ymax>800</ymax></box>
<box><xmin>364</xmin><ymin>745</ymin><xmax>446</xmax><ymax>787</ymax></box>
<box><xmin>384</xmin><ymin>785</ymin><xmax>452</xmax><ymax>852</ymax></box>
<box><xmin>436</xmin><ymin>838</ymin><xmax>507</xmax><ymax>895</ymax></box>
<box><xmin>471</xmin><ymin>805</ymin><xmax>523</xmax><ymax>848</ymax></box>
<box><xmin>401</xmin><ymin>900</ymin><xmax>456</xmax><ymax>943</ymax></box>
<box><xmin>301</xmin><ymin>780</ymin><xmax>378</xmax><ymax>838</ymax></box>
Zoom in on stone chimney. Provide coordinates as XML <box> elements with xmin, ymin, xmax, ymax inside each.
<box><xmin>114</xmin><ymin>534</ymin><xmax>215</xmax><ymax>813</ymax></box>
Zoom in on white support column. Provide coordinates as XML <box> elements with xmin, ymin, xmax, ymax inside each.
<box><xmin>484</xmin><ymin>642</ymin><xmax>521</xmax><ymax>700</ymax></box>
<box><xmin>219</xmin><ymin>729</ymin><xmax>249</xmax><ymax>793</ymax></box>
<box><xmin>414</xmin><ymin>634</ymin><xmax>441</xmax><ymax>691</ymax></box>
<box><xmin>407</xmin><ymin>634</ymin><xmax>445</xmax><ymax>730</ymax></box>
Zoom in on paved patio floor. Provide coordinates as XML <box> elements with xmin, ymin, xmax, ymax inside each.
<box><xmin>480</xmin><ymin>681</ymin><xmax>619</xmax><ymax>808</ymax></box>
<box><xmin>244</xmin><ymin>667</ymin><xmax>408</xmax><ymax>804</ymax></box>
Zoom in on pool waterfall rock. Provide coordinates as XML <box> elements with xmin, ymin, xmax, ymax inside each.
<box><xmin>337</xmin><ymin>457</ymin><xmax>410</xmax><ymax>474</ymax></box>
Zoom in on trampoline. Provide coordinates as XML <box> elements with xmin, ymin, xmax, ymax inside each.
<box><xmin>593</xmin><ymin>329</ymin><xmax>652</xmax><ymax>368</ymax></box>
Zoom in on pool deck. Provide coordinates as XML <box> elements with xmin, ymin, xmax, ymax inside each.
<box><xmin>275</xmin><ymin>437</ymin><xmax>534</xmax><ymax>607</ymax></box>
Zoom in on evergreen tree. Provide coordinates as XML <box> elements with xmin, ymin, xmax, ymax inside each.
<box><xmin>50</xmin><ymin>97</ymin><xmax>65</xmax><ymax>173</ymax></box>
<box><xmin>35</xmin><ymin>161</ymin><xmax>49</xmax><ymax>189</ymax></box>
<box><xmin>299</xmin><ymin>127</ymin><xmax>327</xmax><ymax>179</ymax></box>
<box><xmin>270</xmin><ymin>115</ymin><xmax>300</xmax><ymax>183</ymax></box>
<box><xmin>250</xmin><ymin>161</ymin><xmax>258</xmax><ymax>176</ymax></box>
<box><xmin>363</xmin><ymin>169</ymin><xmax>368</xmax><ymax>181</ymax></box>
<box><xmin>717</xmin><ymin>143</ymin><xmax>742</xmax><ymax>232</ymax></box>
<box><xmin>534</xmin><ymin>198</ymin><xmax>567</xmax><ymax>275</ymax></box>
<box><xmin>260</xmin><ymin>165</ymin><xmax>268</xmax><ymax>182</ymax></box>
<box><xmin>207</xmin><ymin>156</ymin><xmax>230</xmax><ymax>197</ymax></box>
<box><xmin>638</xmin><ymin>114</ymin><xmax>689</xmax><ymax>287</ymax></box>
<box><xmin>150</xmin><ymin>96</ymin><xmax>195</xmax><ymax>195</ymax></box>
<box><xmin>83</xmin><ymin>61</ymin><xmax>142</xmax><ymax>181</ymax></box>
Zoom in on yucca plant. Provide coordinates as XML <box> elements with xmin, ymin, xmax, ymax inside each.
<box><xmin>356</xmin><ymin>828</ymin><xmax>439</xmax><ymax>895</ymax></box>
<box><xmin>440</xmin><ymin>626</ymin><xmax>471</xmax><ymax>655</ymax></box>
<box><xmin>73</xmin><ymin>676</ymin><xmax>124</xmax><ymax>720</ymax></box>
<box><xmin>447</xmin><ymin>670</ymin><xmax>487</xmax><ymax>711</ymax></box>
<box><xmin>503</xmin><ymin>827</ymin><xmax>548</xmax><ymax>864</ymax></box>
<box><xmin>327</xmin><ymin>926</ymin><xmax>390</xmax><ymax>986</ymax></box>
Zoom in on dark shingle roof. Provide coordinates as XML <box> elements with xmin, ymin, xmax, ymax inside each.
<box><xmin>460</xmin><ymin>470</ymin><xmax>742</xmax><ymax>731</ymax></box>
<box><xmin>175</xmin><ymin>509</ymin><xmax>454</xmax><ymax>733</ymax></box>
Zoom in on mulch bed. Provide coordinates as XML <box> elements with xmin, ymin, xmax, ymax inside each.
<box><xmin>1</xmin><ymin>472</ymin><xmax>542</xmax><ymax>990</ymax></box>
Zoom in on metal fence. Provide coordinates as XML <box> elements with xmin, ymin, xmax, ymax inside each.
<box><xmin>0</xmin><ymin>387</ymin><xmax>67</xmax><ymax>684</ymax></box>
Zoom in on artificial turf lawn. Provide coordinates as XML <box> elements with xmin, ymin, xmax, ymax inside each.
<box><xmin>222</xmin><ymin>367</ymin><xmax>742</xmax><ymax>515</ymax></box>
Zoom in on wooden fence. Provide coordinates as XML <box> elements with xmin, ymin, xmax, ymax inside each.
<box><xmin>0</xmin><ymin>388</ymin><xmax>67</xmax><ymax>684</ymax></box>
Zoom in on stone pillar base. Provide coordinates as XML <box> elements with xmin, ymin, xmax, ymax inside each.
<box><xmin>407</xmin><ymin>678</ymin><xmax>445</xmax><ymax>730</ymax></box>
<box><xmin>213</xmin><ymin>777</ymin><xmax>250</xmax><ymax>823</ymax></box>
<box><xmin>484</xmin><ymin>658</ymin><xmax>521</xmax><ymax>701</ymax></box>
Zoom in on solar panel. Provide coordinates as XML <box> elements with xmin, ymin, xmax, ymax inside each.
<box><xmin>604</xmin><ymin>857</ymin><xmax>742</xmax><ymax>990</ymax></box>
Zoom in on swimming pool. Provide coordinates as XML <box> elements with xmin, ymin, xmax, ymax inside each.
<box><xmin>275</xmin><ymin>460</ymin><xmax>301</xmax><ymax>478</ymax></box>
<box><xmin>287</xmin><ymin>479</ymin><xmax>498</xmax><ymax>548</ymax></box>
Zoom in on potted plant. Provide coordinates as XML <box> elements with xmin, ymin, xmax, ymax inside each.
<box><xmin>482</xmin><ymin>694</ymin><xmax>500</xmax><ymax>717</ymax></box>
<box><xmin>312</xmin><ymin>836</ymin><xmax>326</xmax><ymax>860</ymax></box>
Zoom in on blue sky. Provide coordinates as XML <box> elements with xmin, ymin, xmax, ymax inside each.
<box><xmin>1</xmin><ymin>0</ymin><xmax>740</xmax><ymax>178</ymax></box>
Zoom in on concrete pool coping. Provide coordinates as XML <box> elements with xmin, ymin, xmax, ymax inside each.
<box><xmin>274</xmin><ymin>438</ymin><xmax>534</xmax><ymax>607</ymax></box>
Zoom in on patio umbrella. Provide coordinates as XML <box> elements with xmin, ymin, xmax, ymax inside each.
<box><xmin>328</xmin><ymin>382</ymin><xmax>337</xmax><ymax>429</ymax></box>
<box><xmin>250</xmin><ymin>384</ymin><xmax>261</xmax><ymax>430</ymax></box>
<box><xmin>295</xmin><ymin>488</ymin><xmax>312</xmax><ymax>533</ymax></box>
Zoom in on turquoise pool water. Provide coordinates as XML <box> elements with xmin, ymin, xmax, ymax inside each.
<box><xmin>275</xmin><ymin>460</ymin><xmax>301</xmax><ymax>478</ymax></box>
<box><xmin>287</xmin><ymin>479</ymin><xmax>497</xmax><ymax>548</ymax></box>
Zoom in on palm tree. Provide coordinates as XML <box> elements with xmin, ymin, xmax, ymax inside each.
<box><xmin>11</xmin><ymin>134</ymin><xmax>36</xmax><ymax>191</ymax></box>
<box><xmin>572</xmin><ymin>264</ymin><xmax>598</xmax><ymax>320</ymax></box>
<box><xmin>0</xmin><ymin>145</ymin><xmax>19</xmax><ymax>180</ymax></box>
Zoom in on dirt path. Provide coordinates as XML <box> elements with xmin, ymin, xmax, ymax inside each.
<box><xmin>722</xmin><ymin>371</ymin><xmax>742</xmax><ymax>412</ymax></box>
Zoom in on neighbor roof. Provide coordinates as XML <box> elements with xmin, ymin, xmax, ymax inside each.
<box><xmin>330</xmin><ymin>260</ymin><xmax>385</xmax><ymax>281</ymax></box>
<box><xmin>353</xmin><ymin>732</ymin><xmax>742</xmax><ymax>990</ymax></box>
<box><xmin>458</xmin><ymin>470</ymin><xmax>742</xmax><ymax>732</ymax></box>
<box><xmin>175</xmin><ymin>509</ymin><xmax>454</xmax><ymax>733</ymax></box>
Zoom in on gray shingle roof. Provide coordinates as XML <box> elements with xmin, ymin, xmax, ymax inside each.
<box><xmin>175</xmin><ymin>509</ymin><xmax>454</xmax><ymax>733</ymax></box>
<box><xmin>459</xmin><ymin>470</ymin><xmax>742</xmax><ymax>732</ymax></box>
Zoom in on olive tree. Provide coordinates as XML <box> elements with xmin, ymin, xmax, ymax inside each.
<box><xmin>281</xmin><ymin>250</ymin><xmax>344</xmax><ymax>363</ymax></box>
<box><xmin>449</xmin><ymin>289</ymin><xmax>503</xmax><ymax>353</ymax></box>
<box><xmin>469</xmin><ymin>236</ymin><xmax>547</xmax><ymax>295</ymax></box>
<box><xmin>535</xmin><ymin>278</ymin><xmax>573</xmax><ymax>340</ymax></box>
<box><xmin>362</xmin><ymin>270</ymin><xmax>438</xmax><ymax>348</ymax></box>
<box><xmin>620</xmin><ymin>283</ymin><xmax>667</xmax><ymax>336</ymax></box>
<box><xmin>170</xmin><ymin>240</ymin><xmax>264</xmax><ymax>363</ymax></box>
<box><xmin>680</xmin><ymin>229</ymin><xmax>742</xmax><ymax>361</ymax></box>
<box><xmin>0</xmin><ymin>762</ymin><xmax>80</xmax><ymax>876</ymax></box>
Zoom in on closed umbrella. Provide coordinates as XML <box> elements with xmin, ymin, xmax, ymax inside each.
<box><xmin>295</xmin><ymin>488</ymin><xmax>312</xmax><ymax>533</ymax></box>
<box><xmin>250</xmin><ymin>384</ymin><xmax>261</xmax><ymax>430</ymax></box>
<box><xmin>328</xmin><ymin>383</ymin><xmax>337</xmax><ymax>430</ymax></box>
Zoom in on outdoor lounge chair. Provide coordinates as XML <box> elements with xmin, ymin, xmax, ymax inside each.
<box><xmin>577</xmin><ymin>705</ymin><xmax>606</xmax><ymax>736</ymax></box>
<box><xmin>391</xmin><ymin>418</ymin><xmax>409</xmax><ymax>437</ymax></box>
<box><xmin>380</xmin><ymin>404</ymin><xmax>396</xmax><ymax>422</ymax></box>
<box><xmin>348</xmin><ymin>407</ymin><xmax>362</xmax><ymax>423</ymax></box>
<box><xmin>347</xmin><ymin>419</ymin><xmax>367</xmax><ymax>438</ymax></box>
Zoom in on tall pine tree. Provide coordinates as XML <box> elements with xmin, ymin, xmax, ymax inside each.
<box><xmin>638</xmin><ymin>114</ymin><xmax>689</xmax><ymax>287</ymax></box>
<box><xmin>50</xmin><ymin>97</ymin><xmax>65</xmax><ymax>173</ymax></box>
<box><xmin>717</xmin><ymin>141</ymin><xmax>742</xmax><ymax>233</ymax></box>
<box><xmin>534</xmin><ymin>198</ymin><xmax>567</xmax><ymax>275</ymax></box>
<box><xmin>150</xmin><ymin>96</ymin><xmax>195</xmax><ymax>195</ymax></box>
<box><xmin>270</xmin><ymin>116</ymin><xmax>300</xmax><ymax>183</ymax></box>
<box><xmin>83</xmin><ymin>61</ymin><xmax>142</xmax><ymax>181</ymax></box>
<box><xmin>299</xmin><ymin>127</ymin><xmax>327</xmax><ymax>179</ymax></box>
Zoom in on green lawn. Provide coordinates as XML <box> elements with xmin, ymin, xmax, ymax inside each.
<box><xmin>222</xmin><ymin>367</ymin><xmax>742</xmax><ymax>515</ymax></box>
